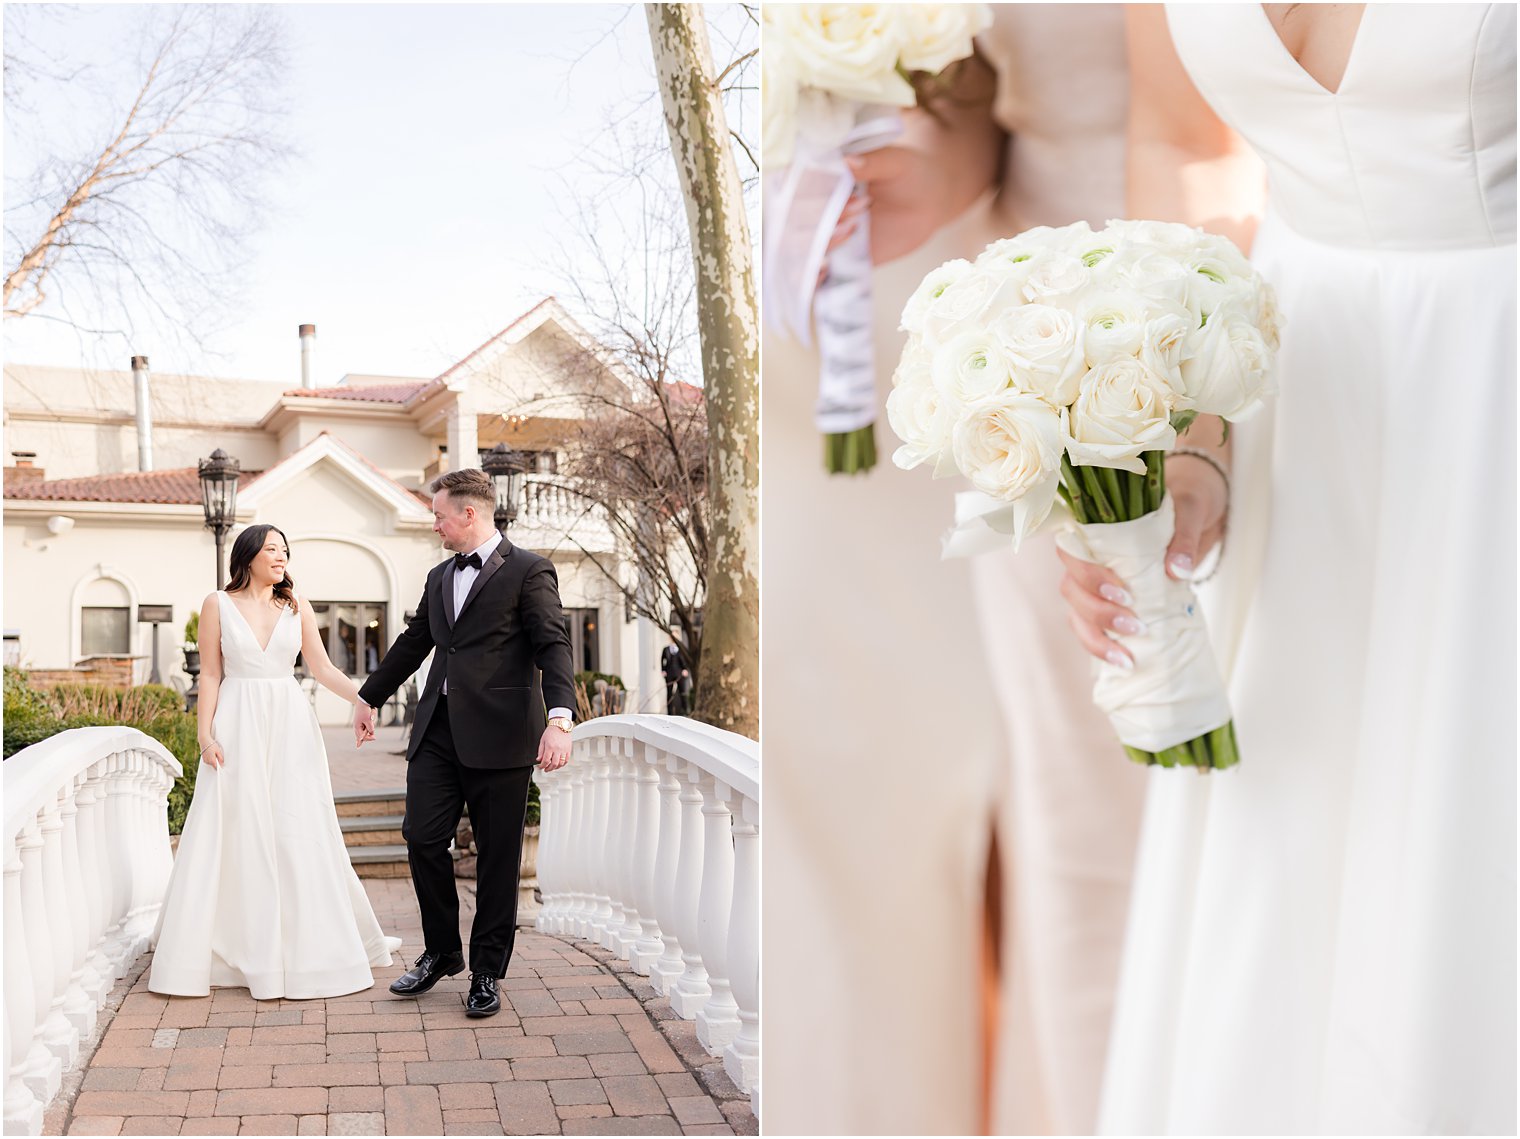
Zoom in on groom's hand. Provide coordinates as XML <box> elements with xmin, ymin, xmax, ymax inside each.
<box><xmin>536</xmin><ymin>726</ymin><xmax>572</xmax><ymax>772</ymax></box>
<box><xmin>353</xmin><ymin>703</ymin><xmax>377</xmax><ymax>747</ymax></box>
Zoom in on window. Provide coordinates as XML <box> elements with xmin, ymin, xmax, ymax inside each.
<box><xmin>563</xmin><ymin>607</ymin><xmax>600</xmax><ymax>674</ymax></box>
<box><xmin>81</xmin><ymin>606</ymin><xmax>130</xmax><ymax>656</ymax></box>
<box><xmin>3</xmin><ymin>631</ymin><xmax>20</xmax><ymax>667</ymax></box>
<box><xmin>301</xmin><ymin>602</ymin><xmax>387</xmax><ymax>677</ymax></box>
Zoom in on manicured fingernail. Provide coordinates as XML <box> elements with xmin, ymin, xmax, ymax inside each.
<box><xmin>1112</xmin><ymin>615</ymin><xmax>1145</xmax><ymax>636</ymax></box>
<box><xmin>1105</xmin><ymin>650</ymin><xmax>1134</xmax><ymax>670</ymax></box>
<box><xmin>1099</xmin><ymin>583</ymin><xmax>1133</xmax><ymax>607</ymax></box>
<box><xmin>1168</xmin><ymin>553</ymin><xmax>1195</xmax><ymax>580</ymax></box>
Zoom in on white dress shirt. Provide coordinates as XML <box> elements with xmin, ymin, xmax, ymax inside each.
<box><xmin>443</xmin><ymin>531</ymin><xmax>572</xmax><ymax>723</ymax></box>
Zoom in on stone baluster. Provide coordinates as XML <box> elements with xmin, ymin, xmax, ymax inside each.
<box><xmin>724</xmin><ymin>795</ymin><xmax>760</xmax><ymax>1092</ymax></box>
<box><xmin>612</xmin><ymin>740</ymin><xmax>644</xmax><ymax>958</ymax></box>
<box><xmin>5</xmin><ymin>841</ymin><xmax>42</xmax><ymax>1132</ymax></box>
<box><xmin>629</xmin><ymin>751</ymin><xmax>665</xmax><ymax>975</ymax></box>
<box><xmin>56</xmin><ymin>780</ymin><xmax>97</xmax><ymax>1039</ymax></box>
<box><xmin>36</xmin><ymin>796</ymin><xmax>79</xmax><ymax>1069</ymax></box>
<box><xmin>602</xmin><ymin>741</ymin><xmax>633</xmax><ymax>953</ymax></box>
<box><xmin>531</xmin><ymin>773</ymin><xmax>554</xmax><ymax>932</ymax></box>
<box><xmin>668</xmin><ymin>763</ymin><xmax>710</xmax><ymax>1018</ymax></box>
<box><xmin>586</xmin><ymin>741</ymin><xmax>615</xmax><ymax>940</ymax></box>
<box><xmin>101</xmin><ymin>757</ymin><xmax>134</xmax><ymax>975</ymax></box>
<box><xmin>566</xmin><ymin>759</ymin><xmax>593</xmax><ymax>937</ymax></box>
<box><xmin>124</xmin><ymin>750</ymin><xmax>158</xmax><ymax>946</ymax></box>
<box><xmin>647</xmin><ymin>762</ymin><xmax>686</xmax><ymax>996</ymax></box>
<box><xmin>74</xmin><ymin>768</ymin><xmax>112</xmax><ymax>1001</ymax></box>
<box><xmin>694</xmin><ymin>776</ymin><xmax>740</xmax><ymax>1052</ymax></box>
<box><xmin>16</xmin><ymin>820</ymin><xmax>60</xmax><ymax>1103</ymax></box>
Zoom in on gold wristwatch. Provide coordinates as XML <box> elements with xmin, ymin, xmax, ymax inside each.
<box><xmin>548</xmin><ymin>716</ymin><xmax>573</xmax><ymax>734</ymax></box>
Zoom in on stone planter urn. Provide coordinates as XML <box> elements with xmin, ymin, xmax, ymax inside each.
<box><xmin>517</xmin><ymin>825</ymin><xmax>541</xmax><ymax>921</ymax></box>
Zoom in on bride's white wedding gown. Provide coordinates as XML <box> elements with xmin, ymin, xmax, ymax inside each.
<box><xmin>1099</xmin><ymin>5</ymin><xmax>1516</xmax><ymax>1134</ymax></box>
<box><xmin>149</xmin><ymin>592</ymin><xmax>402</xmax><ymax>999</ymax></box>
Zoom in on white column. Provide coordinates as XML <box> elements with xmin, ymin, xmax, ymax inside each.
<box><xmin>724</xmin><ymin>796</ymin><xmax>760</xmax><ymax>1092</ymax></box>
<box><xmin>532</xmin><ymin>773</ymin><xmax>554</xmax><ymax>932</ymax></box>
<box><xmin>599</xmin><ymin>742</ymin><xmax>628</xmax><ymax>952</ymax></box>
<box><xmin>694</xmin><ymin>776</ymin><xmax>740</xmax><ymax>1052</ymax></box>
<box><xmin>5</xmin><ymin>842</ymin><xmax>42</xmax><ymax>1134</ymax></box>
<box><xmin>668</xmin><ymin>763</ymin><xmax>711</xmax><ymax>1018</ymax></box>
<box><xmin>636</xmin><ymin>615</ymin><xmax>658</xmax><ymax>713</ymax></box>
<box><xmin>647</xmin><ymin>763</ymin><xmax>686</xmax><ymax>996</ymax></box>
<box><xmin>566</xmin><ymin>761</ymin><xmax>593</xmax><ymax>937</ymax></box>
<box><xmin>36</xmin><ymin>795</ymin><xmax>80</xmax><ymax>1069</ymax></box>
<box><xmin>16</xmin><ymin>821</ymin><xmax>60</xmax><ymax>1103</ymax></box>
<box><xmin>629</xmin><ymin>752</ymin><xmax>665</xmax><ymax>975</ymax></box>
<box><xmin>445</xmin><ymin>400</ymin><xmax>478</xmax><ymax>474</ymax></box>
<box><xmin>56</xmin><ymin>780</ymin><xmax>97</xmax><ymax>1039</ymax></box>
<box><xmin>612</xmin><ymin>740</ymin><xmax>644</xmax><ymax>958</ymax></box>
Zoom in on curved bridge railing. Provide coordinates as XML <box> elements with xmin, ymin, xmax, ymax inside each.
<box><xmin>3</xmin><ymin>727</ymin><xmax>181</xmax><ymax>1136</ymax></box>
<box><xmin>533</xmin><ymin>715</ymin><xmax>760</xmax><ymax>1097</ymax></box>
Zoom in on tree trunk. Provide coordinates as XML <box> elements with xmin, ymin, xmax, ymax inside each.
<box><xmin>646</xmin><ymin>4</ymin><xmax>759</xmax><ymax>741</ymax></box>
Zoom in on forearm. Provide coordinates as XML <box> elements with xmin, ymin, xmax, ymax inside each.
<box><xmin>900</xmin><ymin>55</ymin><xmax>1005</xmax><ymax>229</ymax></box>
<box><xmin>1128</xmin><ymin>138</ymin><xmax>1263</xmax><ymax>256</ymax></box>
<box><xmin>315</xmin><ymin>666</ymin><xmax>367</xmax><ymax>707</ymax></box>
<box><xmin>196</xmin><ymin>676</ymin><xmax>221</xmax><ymax>745</ymax></box>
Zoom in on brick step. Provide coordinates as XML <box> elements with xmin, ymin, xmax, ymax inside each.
<box><xmin>349</xmin><ymin>843</ymin><xmax>411</xmax><ymax>879</ymax></box>
<box><xmin>333</xmin><ymin>788</ymin><xmax>407</xmax><ymax>818</ymax></box>
<box><xmin>340</xmin><ymin>815</ymin><xmax>405</xmax><ymax>847</ymax></box>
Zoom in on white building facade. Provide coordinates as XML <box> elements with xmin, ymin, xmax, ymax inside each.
<box><xmin>3</xmin><ymin>299</ymin><xmax>669</xmax><ymax>723</ymax></box>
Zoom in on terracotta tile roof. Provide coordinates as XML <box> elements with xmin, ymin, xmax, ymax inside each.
<box><xmin>3</xmin><ymin>466</ymin><xmax>262</xmax><ymax>504</ymax></box>
<box><xmin>279</xmin><ymin>383</ymin><xmax>424</xmax><ymax>403</ymax></box>
<box><xmin>668</xmin><ymin>381</ymin><xmax>704</xmax><ymax>405</ymax></box>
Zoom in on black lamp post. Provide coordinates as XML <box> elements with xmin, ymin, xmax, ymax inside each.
<box><xmin>482</xmin><ymin>442</ymin><xmax>526</xmax><ymax>533</ymax></box>
<box><xmin>197</xmin><ymin>448</ymin><xmax>241</xmax><ymax>589</ymax></box>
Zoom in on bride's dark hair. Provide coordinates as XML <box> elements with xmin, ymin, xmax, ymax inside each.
<box><xmin>225</xmin><ymin>524</ymin><xmax>299</xmax><ymax>613</ymax></box>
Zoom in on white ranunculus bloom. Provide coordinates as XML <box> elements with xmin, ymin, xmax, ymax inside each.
<box><xmin>1019</xmin><ymin>251</ymin><xmax>1091</xmax><ymax>305</ymax></box>
<box><xmin>892</xmin><ymin>335</ymin><xmax>933</xmax><ymax>389</ymax></box>
<box><xmin>921</xmin><ymin>264</ymin><xmax>1022</xmax><ymax>345</ymax></box>
<box><xmin>897</xmin><ymin>3</ymin><xmax>992</xmax><ymax>74</ymax></box>
<box><xmin>888</xmin><ymin>373</ymin><xmax>958</xmax><ymax>471</ymax></box>
<box><xmin>1078</xmin><ymin>290</ymin><xmax>1153</xmax><ymax>367</ymax></box>
<box><xmin>988</xmin><ymin>303</ymin><xmax>1087</xmax><ymax>407</ymax></box>
<box><xmin>1065</xmin><ymin>358</ymin><xmax>1177</xmax><ymax>473</ymax></box>
<box><xmin>900</xmin><ymin>259</ymin><xmax>973</xmax><ymax>334</ymax></box>
<box><xmin>1100</xmin><ymin>246</ymin><xmax>1192</xmax><ymax>307</ymax></box>
<box><xmin>951</xmin><ymin>390</ymin><xmax>1065</xmax><ymax>501</ymax></box>
<box><xmin>765</xmin><ymin>5</ymin><xmax>917</xmax><ymax>108</ymax></box>
<box><xmin>932</xmin><ymin>330</ymin><xmax>1017</xmax><ymax>405</ymax></box>
<box><xmin>1178</xmin><ymin>312</ymin><xmax>1275</xmax><ymax>420</ymax></box>
<box><xmin>1137</xmin><ymin>310</ymin><xmax>1194</xmax><ymax>397</ymax></box>
<box><xmin>1105</xmin><ymin>218</ymin><xmax>1204</xmax><ymax>258</ymax></box>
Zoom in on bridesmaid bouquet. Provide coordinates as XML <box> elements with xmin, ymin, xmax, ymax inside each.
<box><xmin>887</xmin><ymin>219</ymin><xmax>1281</xmax><ymax>769</ymax></box>
<box><xmin>763</xmin><ymin>3</ymin><xmax>992</xmax><ymax>474</ymax></box>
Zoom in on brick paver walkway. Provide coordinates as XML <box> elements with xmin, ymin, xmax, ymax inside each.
<box><xmin>322</xmin><ymin>724</ymin><xmax>409</xmax><ymax>795</ymax></box>
<box><xmin>41</xmin><ymin>724</ymin><xmax>757</xmax><ymax>1136</ymax></box>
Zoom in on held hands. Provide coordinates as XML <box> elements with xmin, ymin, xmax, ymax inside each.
<box><xmin>1057</xmin><ymin>457</ymin><xmax>1229</xmax><ymax>667</ymax></box>
<box><xmin>536</xmin><ymin>725</ymin><xmax>571</xmax><ymax>772</ymax></box>
<box><xmin>353</xmin><ymin>702</ymin><xmax>377</xmax><ymax>748</ymax></box>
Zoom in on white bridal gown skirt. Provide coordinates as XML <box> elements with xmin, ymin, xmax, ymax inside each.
<box><xmin>1098</xmin><ymin>209</ymin><xmax>1518</xmax><ymax>1134</ymax></box>
<box><xmin>149</xmin><ymin>676</ymin><xmax>402</xmax><ymax>1000</ymax></box>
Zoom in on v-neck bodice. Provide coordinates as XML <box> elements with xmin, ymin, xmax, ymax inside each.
<box><xmin>1166</xmin><ymin>3</ymin><xmax>1516</xmax><ymax>250</ymax></box>
<box><xmin>218</xmin><ymin>591</ymin><xmax>300</xmax><ymax>680</ymax></box>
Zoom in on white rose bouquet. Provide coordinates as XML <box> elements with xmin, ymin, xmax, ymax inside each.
<box><xmin>763</xmin><ymin>3</ymin><xmax>992</xmax><ymax>474</ymax></box>
<box><xmin>888</xmin><ymin>219</ymin><xmax>1281</xmax><ymax>770</ymax></box>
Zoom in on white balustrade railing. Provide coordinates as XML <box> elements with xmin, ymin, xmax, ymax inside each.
<box><xmin>3</xmin><ymin>728</ymin><xmax>182</xmax><ymax>1136</ymax></box>
<box><xmin>534</xmin><ymin>715</ymin><xmax>759</xmax><ymax>1097</ymax></box>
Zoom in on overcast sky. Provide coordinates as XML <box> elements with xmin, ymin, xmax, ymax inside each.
<box><xmin>3</xmin><ymin>3</ymin><xmax>756</xmax><ymax>387</ymax></box>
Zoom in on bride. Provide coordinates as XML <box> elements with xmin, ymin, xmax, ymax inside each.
<box><xmin>149</xmin><ymin>524</ymin><xmax>402</xmax><ymax>1000</ymax></box>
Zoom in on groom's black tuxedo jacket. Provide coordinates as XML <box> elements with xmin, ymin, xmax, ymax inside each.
<box><xmin>358</xmin><ymin>538</ymin><xmax>575</xmax><ymax>769</ymax></box>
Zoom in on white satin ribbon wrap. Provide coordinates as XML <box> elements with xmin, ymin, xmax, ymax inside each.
<box><xmin>762</xmin><ymin>105</ymin><xmax>904</xmax><ymax>435</ymax></box>
<box><xmin>1049</xmin><ymin>496</ymin><xmax>1235</xmax><ymax>752</ymax></box>
<box><xmin>941</xmin><ymin>487</ymin><xmax>1072</xmax><ymax>559</ymax></box>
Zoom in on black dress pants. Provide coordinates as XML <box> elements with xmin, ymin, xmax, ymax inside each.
<box><xmin>402</xmin><ymin>694</ymin><xmax>534</xmax><ymax>977</ymax></box>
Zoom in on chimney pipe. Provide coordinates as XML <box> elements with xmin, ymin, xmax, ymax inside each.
<box><xmin>131</xmin><ymin>355</ymin><xmax>153</xmax><ymax>472</ymax></box>
<box><xmin>299</xmin><ymin>324</ymin><xmax>316</xmax><ymax>389</ymax></box>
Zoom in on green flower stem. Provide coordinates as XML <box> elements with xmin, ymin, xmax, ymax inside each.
<box><xmin>1121</xmin><ymin>720</ymin><xmax>1240</xmax><ymax>771</ymax></box>
<box><xmin>1060</xmin><ymin>456</ymin><xmax>1091</xmax><ymax>523</ymax></box>
<box><xmin>1145</xmin><ymin>449</ymin><xmax>1166</xmax><ymax>513</ymax></box>
<box><xmin>825</xmin><ymin>426</ymin><xmax>876</xmax><ymax>475</ymax></box>
<box><xmin>1126</xmin><ymin>468</ymin><xmax>1144</xmax><ymax>517</ymax></box>
<box><xmin>1079</xmin><ymin>464</ymin><xmax>1117</xmax><ymax>523</ymax></box>
<box><xmin>1099</xmin><ymin>467</ymin><xmax>1127</xmax><ymax>521</ymax></box>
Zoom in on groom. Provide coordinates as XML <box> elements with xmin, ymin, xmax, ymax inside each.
<box><xmin>354</xmin><ymin>467</ymin><xmax>575</xmax><ymax>1017</ymax></box>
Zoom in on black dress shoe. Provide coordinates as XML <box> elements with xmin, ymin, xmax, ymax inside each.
<box><xmin>464</xmin><ymin>972</ymin><xmax>501</xmax><ymax>1018</ymax></box>
<box><xmin>389</xmin><ymin>949</ymin><xmax>465</xmax><ymax>996</ymax></box>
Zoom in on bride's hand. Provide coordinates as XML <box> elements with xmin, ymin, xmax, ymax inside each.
<box><xmin>1056</xmin><ymin>458</ymin><xmax>1229</xmax><ymax>666</ymax></box>
<box><xmin>201</xmin><ymin>741</ymin><xmax>227</xmax><ymax>770</ymax></box>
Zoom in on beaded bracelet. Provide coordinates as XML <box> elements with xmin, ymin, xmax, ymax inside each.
<box><xmin>1166</xmin><ymin>449</ymin><xmax>1230</xmax><ymax>583</ymax></box>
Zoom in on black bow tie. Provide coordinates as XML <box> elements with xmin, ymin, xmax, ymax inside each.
<box><xmin>453</xmin><ymin>552</ymin><xmax>482</xmax><ymax>571</ymax></box>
